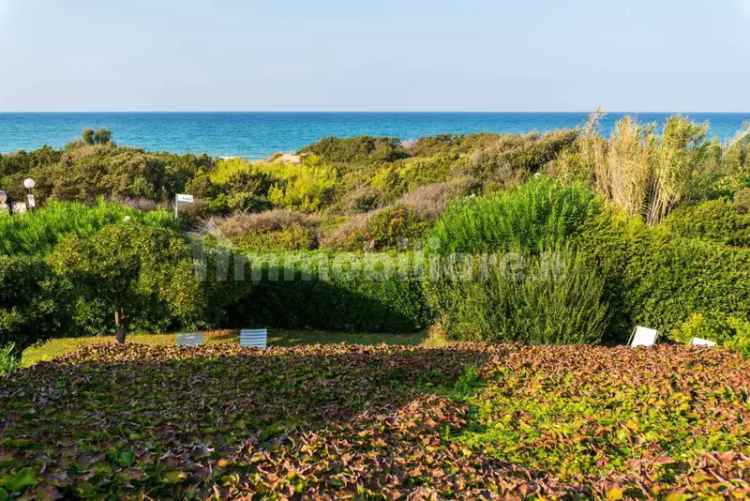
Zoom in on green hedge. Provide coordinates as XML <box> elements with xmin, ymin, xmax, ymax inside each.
<box><xmin>229</xmin><ymin>252</ymin><xmax>430</xmax><ymax>332</ymax></box>
<box><xmin>661</xmin><ymin>199</ymin><xmax>750</xmax><ymax>247</ymax></box>
<box><xmin>621</xmin><ymin>234</ymin><xmax>750</xmax><ymax>333</ymax></box>
<box><xmin>0</xmin><ymin>255</ymin><xmax>71</xmax><ymax>351</ymax></box>
<box><xmin>576</xmin><ymin>211</ymin><xmax>750</xmax><ymax>340</ymax></box>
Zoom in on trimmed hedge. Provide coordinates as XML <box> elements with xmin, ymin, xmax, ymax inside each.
<box><xmin>577</xmin><ymin>210</ymin><xmax>750</xmax><ymax>340</ymax></box>
<box><xmin>229</xmin><ymin>252</ymin><xmax>430</xmax><ymax>333</ymax></box>
<box><xmin>661</xmin><ymin>199</ymin><xmax>750</xmax><ymax>247</ymax></box>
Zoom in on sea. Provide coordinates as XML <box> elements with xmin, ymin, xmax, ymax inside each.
<box><xmin>1</xmin><ymin>112</ymin><xmax>749</xmax><ymax>159</ymax></box>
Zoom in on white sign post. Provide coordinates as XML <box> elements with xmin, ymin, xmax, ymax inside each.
<box><xmin>174</xmin><ymin>193</ymin><xmax>195</xmax><ymax>218</ymax></box>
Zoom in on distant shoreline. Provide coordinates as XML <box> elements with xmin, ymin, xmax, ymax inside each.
<box><xmin>1</xmin><ymin>111</ymin><xmax>748</xmax><ymax>159</ymax></box>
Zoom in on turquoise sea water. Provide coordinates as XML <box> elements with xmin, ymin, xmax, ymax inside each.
<box><xmin>1</xmin><ymin>112</ymin><xmax>749</xmax><ymax>159</ymax></box>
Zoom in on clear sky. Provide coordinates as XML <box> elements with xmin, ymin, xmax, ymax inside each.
<box><xmin>1</xmin><ymin>0</ymin><xmax>749</xmax><ymax>112</ymax></box>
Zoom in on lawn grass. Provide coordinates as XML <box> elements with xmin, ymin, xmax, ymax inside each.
<box><xmin>20</xmin><ymin>329</ymin><xmax>430</xmax><ymax>367</ymax></box>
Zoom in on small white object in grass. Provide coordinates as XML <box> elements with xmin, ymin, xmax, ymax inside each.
<box><xmin>691</xmin><ymin>337</ymin><xmax>717</xmax><ymax>347</ymax></box>
<box><xmin>629</xmin><ymin>326</ymin><xmax>659</xmax><ymax>347</ymax></box>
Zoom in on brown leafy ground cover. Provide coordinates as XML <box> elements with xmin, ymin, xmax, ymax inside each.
<box><xmin>1</xmin><ymin>343</ymin><xmax>750</xmax><ymax>499</ymax></box>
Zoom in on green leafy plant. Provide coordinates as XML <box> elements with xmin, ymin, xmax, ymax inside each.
<box><xmin>429</xmin><ymin>247</ymin><xmax>609</xmax><ymax>344</ymax></box>
<box><xmin>427</xmin><ymin>176</ymin><xmax>600</xmax><ymax>255</ymax></box>
<box><xmin>0</xmin><ymin>343</ymin><xmax>19</xmax><ymax>376</ymax></box>
<box><xmin>0</xmin><ymin>199</ymin><xmax>177</xmax><ymax>256</ymax></box>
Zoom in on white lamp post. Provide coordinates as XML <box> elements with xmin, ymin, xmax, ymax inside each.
<box><xmin>0</xmin><ymin>190</ymin><xmax>7</xmax><ymax>215</ymax></box>
<box><xmin>23</xmin><ymin>178</ymin><xmax>36</xmax><ymax>211</ymax></box>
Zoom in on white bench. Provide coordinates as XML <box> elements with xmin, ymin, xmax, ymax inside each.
<box><xmin>240</xmin><ymin>329</ymin><xmax>268</xmax><ymax>349</ymax></box>
<box><xmin>628</xmin><ymin>326</ymin><xmax>659</xmax><ymax>347</ymax></box>
<box><xmin>176</xmin><ymin>332</ymin><xmax>204</xmax><ymax>347</ymax></box>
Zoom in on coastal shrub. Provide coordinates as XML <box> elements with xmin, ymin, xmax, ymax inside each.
<box><xmin>210</xmin><ymin>157</ymin><xmax>337</xmax><ymax>212</ymax></box>
<box><xmin>43</xmin><ymin>145</ymin><xmax>210</xmax><ymax>203</ymax></box>
<box><xmin>370</xmin><ymin>155</ymin><xmax>454</xmax><ymax>201</ymax></box>
<box><xmin>300</xmin><ymin>136</ymin><xmax>407</xmax><ymax>163</ymax></box>
<box><xmin>213</xmin><ymin>210</ymin><xmax>321</xmax><ymax>252</ymax></box>
<box><xmin>395</xmin><ymin>177</ymin><xmax>480</xmax><ymax>220</ymax></box>
<box><xmin>620</xmin><ymin>235</ymin><xmax>750</xmax><ymax>334</ymax></box>
<box><xmin>662</xmin><ymin>199</ymin><xmax>750</xmax><ymax>247</ymax></box>
<box><xmin>428</xmin><ymin>177</ymin><xmax>600</xmax><ymax>255</ymax></box>
<box><xmin>0</xmin><ymin>199</ymin><xmax>176</xmax><ymax>256</ymax></box>
<box><xmin>460</xmin><ymin>131</ymin><xmax>577</xmax><ymax>182</ymax></box>
<box><xmin>49</xmin><ymin>223</ymin><xmax>204</xmax><ymax>341</ymax></box>
<box><xmin>339</xmin><ymin>186</ymin><xmax>383</xmax><ymax>213</ymax></box>
<box><xmin>321</xmin><ymin>206</ymin><xmax>429</xmax><ymax>252</ymax></box>
<box><xmin>427</xmin><ymin>247</ymin><xmax>609</xmax><ymax>344</ymax></box>
<box><xmin>0</xmin><ymin>255</ymin><xmax>70</xmax><ymax>351</ymax></box>
<box><xmin>231</xmin><ymin>251</ymin><xmax>430</xmax><ymax>332</ymax></box>
<box><xmin>266</xmin><ymin>161</ymin><xmax>337</xmax><ymax>212</ymax></box>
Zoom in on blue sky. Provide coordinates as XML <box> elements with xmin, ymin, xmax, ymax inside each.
<box><xmin>1</xmin><ymin>0</ymin><xmax>749</xmax><ymax>112</ymax></box>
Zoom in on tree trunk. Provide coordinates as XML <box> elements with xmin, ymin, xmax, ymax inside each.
<box><xmin>114</xmin><ymin>308</ymin><xmax>128</xmax><ymax>344</ymax></box>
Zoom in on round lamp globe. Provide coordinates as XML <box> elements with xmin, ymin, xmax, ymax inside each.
<box><xmin>23</xmin><ymin>178</ymin><xmax>36</xmax><ymax>190</ymax></box>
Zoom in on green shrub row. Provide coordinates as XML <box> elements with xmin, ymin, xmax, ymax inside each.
<box><xmin>230</xmin><ymin>252</ymin><xmax>431</xmax><ymax>333</ymax></box>
<box><xmin>426</xmin><ymin>177</ymin><xmax>750</xmax><ymax>345</ymax></box>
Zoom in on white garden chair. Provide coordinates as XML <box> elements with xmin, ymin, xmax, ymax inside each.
<box><xmin>176</xmin><ymin>332</ymin><xmax>204</xmax><ymax>347</ymax></box>
<box><xmin>628</xmin><ymin>326</ymin><xmax>660</xmax><ymax>347</ymax></box>
<box><xmin>240</xmin><ymin>328</ymin><xmax>268</xmax><ymax>349</ymax></box>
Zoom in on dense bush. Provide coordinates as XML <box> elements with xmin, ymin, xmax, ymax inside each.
<box><xmin>460</xmin><ymin>131</ymin><xmax>578</xmax><ymax>181</ymax></box>
<box><xmin>425</xmin><ymin>247</ymin><xmax>609</xmax><ymax>344</ymax></box>
<box><xmin>231</xmin><ymin>252</ymin><xmax>430</xmax><ymax>332</ymax></box>
<box><xmin>208</xmin><ymin>157</ymin><xmax>337</xmax><ymax>213</ymax></box>
<box><xmin>428</xmin><ymin>177</ymin><xmax>600</xmax><ymax>255</ymax></box>
<box><xmin>621</xmin><ymin>234</ymin><xmax>750</xmax><ymax>334</ymax></box>
<box><xmin>0</xmin><ymin>255</ymin><xmax>70</xmax><ymax>351</ymax></box>
<box><xmin>3</xmin><ymin>143</ymin><xmax>212</xmax><ymax>205</ymax></box>
<box><xmin>49</xmin><ymin>224</ymin><xmax>205</xmax><ymax>341</ymax></box>
<box><xmin>661</xmin><ymin>198</ymin><xmax>750</xmax><ymax>247</ymax></box>
<box><xmin>212</xmin><ymin>210</ymin><xmax>321</xmax><ymax>252</ymax></box>
<box><xmin>300</xmin><ymin>136</ymin><xmax>408</xmax><ymax>163</ymax></box>
<box><xmin>370</xmin><ymin>155</ymin><xmax>454</xmax><ymax>201</ymax></box>
<box><xmin>0</xmin><ymin>199</ymin><xmax>177</xmax><ymax>256</ymax></box>
<box><xmin>574</xmin><ymin>209</ymin><xmax>750</xmax><ymax>340</ymax></box>
<box><xmin>321</xmin><ymin>206</ymin><xmax>429</xmax><ymax>252</ymax></box>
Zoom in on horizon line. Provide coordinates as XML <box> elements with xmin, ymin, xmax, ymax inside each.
<box><xmin>2</xmin><ymin>110</ymin><xmax>750</xmax><ymax>114</ymax></box>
